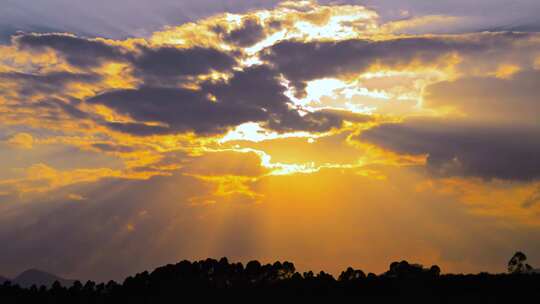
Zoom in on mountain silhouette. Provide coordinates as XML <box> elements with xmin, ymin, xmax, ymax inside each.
<box><xmin>12</xmin><ymin>269</ymin><xmax>74</xmax><ymax>288</ymax></box>
<box><xmin>0</xmin><ymin>275</ymin><xmax>9</xmax><ymax>284</ymax></box>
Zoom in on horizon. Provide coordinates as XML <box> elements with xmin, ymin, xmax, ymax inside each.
<box><xmin>1</xmin><ymin>0</ymin><xmax>540</xmax><ymax>283</ymax></box>
<box><xmin>1</xmin><ymin>252</ymin><xmax>537</xmax><ymax>285</ymax></box>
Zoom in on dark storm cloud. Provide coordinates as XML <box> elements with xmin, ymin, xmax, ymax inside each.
<box><xmin>361</xmin><ymin>119</ymin><xmax>540</xmax><ymax>181</ymax></box>
<box><xmin>261</xmin><ymin>32</ymin><xmax>532</xmax><ymax>94</ymax></box>
<box><xmin>15</xmin><ymin>33</ymin><xmax>126</xmax><ymax>68</ymax></box>
<box><xmin>223</xmin><ymin>17</ymin><xmax>266</xmax><ymax>47</ymax></box>
<box><xmin>0</xmin><ymin>71</ymin><xmax>102</xmax><ymax>97</ymax></box>
<box><xmin>131</xmin><ymin>46</ymin><xmax>237</xmax><ymax>85</ymax></box>
<box><xmin>87</xmin><ymin>65</ymin><xmax>351</xmax><ymax>136</ymax></box>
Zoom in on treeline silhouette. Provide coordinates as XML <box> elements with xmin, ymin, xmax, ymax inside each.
<box><xmin>2</xmin><ymin>256</ymin><xmax>540</xmax><ymax>302</ymax></box>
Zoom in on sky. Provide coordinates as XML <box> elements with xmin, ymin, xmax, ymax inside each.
<box><xmin>1</xmin><ymin>0</ymin><xmax>540</xmax><ymax>282</ymax></box>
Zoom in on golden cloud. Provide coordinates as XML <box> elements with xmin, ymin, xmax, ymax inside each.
<box><xmin>0</xmin><ymin>1</ymin><xmax>539</xmax><ymax>201</ymax></box>
<box><xmin>5</xmin><ymin>132</ymin><xmax>34</xmax><ymax>149</ymax></box>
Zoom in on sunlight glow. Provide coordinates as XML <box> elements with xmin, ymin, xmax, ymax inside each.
<box><xmin>219</xmin><ymin>122</ymin><xmax>315</xmax><ymax>143</ymax></box>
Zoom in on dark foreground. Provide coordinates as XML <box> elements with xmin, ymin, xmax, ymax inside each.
<box><xmin>2</xmin><ymin>258</ymin><xmax>539</xmax><ymax>303</ymax></box>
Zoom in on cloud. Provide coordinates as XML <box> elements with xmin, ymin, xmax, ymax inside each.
<box><xmin>87</xmin><ymin>65</ymin><xmax>351</xmax><ymax>136</ymax></box>
<box><xmin>7</xmin><ymin>29</ymin><xmax>367</xmax><ymax>136</ymax></box>
<box><xmin>222</xmin><ymin>17</ymin><xmax>266</xmax><ymax>47</ymax></box>
<box><xmin>357</xmin><ymin>68</ymin><xmax>540</xmax><ymax>181</ymax></box>
<box><xmin>15</xmin><ymin>33</ymin><xmax>126</xmax><ymax>68</ymax></box>
<box><xmin>130</xmin><ymin>45</ymin><xmax>237</xmax><ymax>85</ymax></box>
<box><xmin>0</xmin><ymin>71</ymin><xmax>102</xmax><ymax>98</ymax></box>
<box><xmin>261</xmin><ymin>32</ymin><xmax>539</xmax><ymax>94</ymax></box>
<box><xmin>4</xmin><ymin>10</ymin><xmax>539</xmax><ymax>143</ymax></box>
<box><xmin>0</xmin><ymin>163</ymin><xmax>124</xmax><ymax>195</ymax></box>
<box><xmin>88</xmin><ymin>86</ymin><xmax>224</xmax><ymax>135</ymax></box>
<box><xmin>2</xmin><ymin>98</ymin><xmax>92</xmax><ymax>133</ymax></box>
<box><xmin>360</xmin><ymin>118</ymin><xmax>540</xmax><ymax>181</ymax></box>
<box><xmin>423</xmin><ymin>70</ymin><xmax>540</xmax><ymax>124</ymax></box>
<box><xmin>5</xmin><ymin>133</ymin><xmax>34</xmax><ymax>149</ymax></box>
<box><xmin>67</xmin><ymin>193</ymin><xmax>86</xmax><ymax>201</ymax></box>
<box><xmin>1</xmin><ymin>2</ymin><xmax>539</xmax><ymax>191</ymax></box>
<box><xmin>181</xmin><ymin>150</ymin><xmax>269</xmax><ymax>177</ymax></box>
<box><xmin>91</xmin><ymin>143</ymin><xmax>136</xmax><ymax>153</ymax></box>
<box><xmin>266</xmin><ymin>108</ymin><xmax>371</xmax><ymax>133</ymax></box>
<box><xmin>35</xmin><ymin>98</ymin><xmax>90</xmax><ymax>119</ymax></box>
<box><xmin>0</xmin><ymin>0</ymin><xmax>284</xmax><ymax>42</ymax></box>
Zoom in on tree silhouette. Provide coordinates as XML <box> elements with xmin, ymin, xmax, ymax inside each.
<box><xmin>508</xmin><ymin>251</ymin><xmax>533</xmax><ymax>274</ymax></box>
<box><xmin>338</xmin><ymin>267</ymin><xmax>366</xmax><ymax>281</ymax></box>
<box><xmin>2</xmin><ymin>256</ymin><xmax>540</xmax><ymax>302</ymax></box>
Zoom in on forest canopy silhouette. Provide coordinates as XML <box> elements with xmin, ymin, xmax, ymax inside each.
<box><xmin>1</xmin><ymin>252</ymin><xmax>539</xmax><ymax>302</ymax></box>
